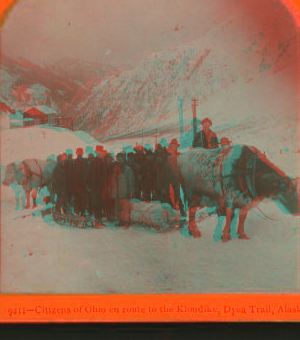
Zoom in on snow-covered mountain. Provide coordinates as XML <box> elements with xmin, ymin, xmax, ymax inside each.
<box><xmin>62</xmin><ymin>1</ymin><xmax>298</xmax><ymax>154</ymax></box>
<box><xmin>0</xmin><ymin>54</ymin><xmax>81</xmax><ymax>112</ymax></box>
<box><xmin>44</xmin><ymin>58</ymin><xmax>117</xmax><ymax>87</ymax></box>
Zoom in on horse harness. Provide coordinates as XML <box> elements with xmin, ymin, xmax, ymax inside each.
<box><xmin>14</xmin><ymin>160</ymin><xmax>44</xmax><ymax>188</ymax></box>
<box><xmin>211</xmin><ymin>146</ymin><xmax>259</xmax><ymax>201</ymax></box>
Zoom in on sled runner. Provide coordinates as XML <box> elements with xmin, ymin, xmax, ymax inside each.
<box><xmin>13</xmin><ymin>203</ymin><xmax>54</xmax><ymax>220</ymax></box>
<box><xmin>50</xmin><ymin>211</ymin><xmax>105</xmax><ymax>229</ymax></box>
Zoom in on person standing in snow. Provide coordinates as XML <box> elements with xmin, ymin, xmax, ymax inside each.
<box><xmin>154</xmin><ymin>148</ymin><xmax>173</xmax><ymax>206</ymax></box>
<box><xmin>103</xmin><ymin>152</ymin><xmax>118</xmax><ymax>222</ymax></box>
<box><xmin>167</xmin><ymin>139</ymin><xmax>186</xmax><ymax>217</ymax></box>
<box><xmin>115</xmin><ymin>152</ymin><xmax>135</xmax><ymax>227</ymax></box>
<box><xmin>74</xmin><ymin>148</ymin><xmax>87</xmax><ymax>217</ymax></box>
<box><xmin>85</xmin><ymin>145</ymin><xmax>106</xmax><ymax>226</ymax></box>
<box><xmin>64</xmin><ymin>149</ymin><xmax>76</xmax><ymax>215</ymax></box>
<box><xmin>199</xmin><ymin>117</ymin><xmax>218</xmax><ymax>149</ymax></box>
<box><xmin>52</xmin><ymin>154</ymin><xmax>67</xmax><ymax>214</ymax></box>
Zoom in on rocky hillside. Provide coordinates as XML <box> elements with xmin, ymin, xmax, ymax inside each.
<box><xmin>63</xmin><ymin>1</ymin><xmax>298</xmax><ymax>152</ymax></box>
<box><xmin>0</xmin><ymin>54</ymin><xmax>81</xmax><ymax>112</ymax></box>
<box><xmin>44</xmin><ymin>58</ymin><xmax>116</xmax><ymax>87</ymax></box>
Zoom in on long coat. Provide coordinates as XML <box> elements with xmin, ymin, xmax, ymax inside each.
<box><xmin>85</xmin><ymin>157</ymin><xmax>104</xmax><ymax>193</ymax></box>
<box><xmin>52</xmin><ymin>162</ymin><xmax>67</xmax><ymax>195</ymax></box>
<box><xmin>74</xmin><ymin>156</ymin><xmax>87</xmax><ymax>193</ymax></box>
<box><xmin>116</xmin><ymin>165</ymin><xmax>135</xmax><ymax>199</ymax></box>
<box><xmin>103</xmin><ymin>161</ymin><xmax>118</xmax><ymax>199</ymax></box>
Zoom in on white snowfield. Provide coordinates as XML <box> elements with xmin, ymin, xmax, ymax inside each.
<box><xmin>1</xmin><ymin>126</ymin><xmax>299</xmax><ymax>293</ymax></box>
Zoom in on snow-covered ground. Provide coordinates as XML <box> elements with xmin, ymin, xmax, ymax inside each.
<box><xmin>1</xmin><ymin>126</ymin><xmax>299</xmax><ymax>293</ymax></box>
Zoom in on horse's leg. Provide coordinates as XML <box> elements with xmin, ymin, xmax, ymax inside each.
<box><xmin>31</xmin><ymin>187</ymin><xmax>37</xmax><ymax>208</ymax></box>
<box><xmin>25</xmin><ymin>188</ymin><xmax>31</xmax><ymax>209</ymax></box>
<box><xmin>237</xmin><ymin>207</ymin><xmax>250</xmax><ymax>239</ymax></box>
<box><xmin>222</xmin><ymin>207</ymin><xmax>233</xmax><ymax>242</ymax></box>
<box><xmin>187</xmin><ymin>196</ymin><xmax>201</xmax><ymax>238</ymax></box>
<box><xmin>13</xmin><ymin>185</ymin><xmax>21</xmax><ymax>211</ymax></box>
<box><xmin>20</xmin><ymin>186</ymin><xmax>26</xmax><ymax>210</ymax></box>
<box><xmin>213</xmin><ymin>215</ymin><xmax>225</xmax><ymax>242</ymax></box>
<box><xmin>229</xmin><ymin>208</ymin><xmax>240</xmax><ymax>239</ymax></box>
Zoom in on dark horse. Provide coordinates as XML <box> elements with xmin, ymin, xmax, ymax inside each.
<box><xmin>176</xmin><ymin>144</ymin><xmax>299</xmax><ymax>241</ymax></box>
<box><xmin>2</xmin><ymin>158</ymin><xmax>55</xmax><ymax>209</ymax></box>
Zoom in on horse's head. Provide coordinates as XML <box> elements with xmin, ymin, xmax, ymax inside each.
<box><xmin>2</xmin><ymin>163</ymin><xmax>18</xmax><ymax>186</ymax></box>
<box><xmin>273</xmin><ymin>176</ymin><xmax>300</xmax><ymax>215</ymax></box>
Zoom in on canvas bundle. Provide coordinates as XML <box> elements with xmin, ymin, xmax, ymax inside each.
<box><xmin>120</xmin><ymin>199</ymin><xmax>179</xmax><ymax>227</ymax></box>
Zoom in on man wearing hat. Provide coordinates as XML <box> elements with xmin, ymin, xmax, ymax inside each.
<box><xmin>74</xmin><ymin>148</ymin><xmax>88</xmax><ymax>217</ymax></box>
<box><xmin>167</xmin><ymin>139</ymin><xmax>186</xmax><ymax>217</ymax></box>
<box><xmin>200</xmin><ymin>117</ymin><xmax>218</xmax><ymax>149</ymax></box>
<box><xmin>52</xmin><ymin>154</ymin><xmax>67</xmax><ymax>214</ymax></box>
<box><xmin>115</xmin><ymin>152</ymin><xmax>135</xmax><ymax>227</ymax></box>
<box><xmin>85</xmin><ymin>146</ymin><xmax>106</xmax><ymax>226</ymax></box>
<box><xmin>64</xmin><ymin>149</ymin><xmax>76</xmax><ymax>215</ymax></box>
<box><xmin>142</xmin><ymin>144</ymin><xmax>155</xmax><ymax>202</ymax></box>
<box><xmin>103</xmin><ymin>152</ymin><xmax>118</xmax><ymax>222</ymax></box>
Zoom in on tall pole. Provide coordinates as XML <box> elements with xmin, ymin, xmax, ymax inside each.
<box><xmin>178</xmin><ymin>97</ymin><xmax>184</xmax><ymax>145</ymax></box>
<box><xmin>191</xmin><ymin>98</ymin><xmax>199</xmax><ymax>140</ymax></box>
<box><xmin>141</xmin><ymin>130</ymin><xmax>143</xmax><ymax>149</ymax></box>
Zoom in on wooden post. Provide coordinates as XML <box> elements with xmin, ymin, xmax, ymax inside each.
<box><xmin>191</xmin><ymin>98</ymin><xmax>199</xmax><ymax>140</ymax></box>
<box><xmin>178</xmin><ymin>97</ymin><xmax>184</xmax><ymax>145</ymax></box>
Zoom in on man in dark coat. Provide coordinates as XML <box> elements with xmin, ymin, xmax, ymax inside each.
<box><xmin>103</xmin><ymin>152</ymin><xmax>118</xmax><ymax>222</ymax></box>
<box><xmin>142</xmin><ymin>145</ymin><xmax>155</xmax><ymax>202</ymax></box>
<box><xmin>154</xmin><ymin>148</ymin><xmax>173</xmax><ymax>206</ymax></box>
<box><xmin>74</xmin><ymin>148</ymin><xmax>87</xmax><ymax>217</ymax></box>
<box><xmin>64</xmin><ymin>149</ymin><xmax>76</xmax><ymax>214</ymax></box>
<box><xmin>115</xmin><ymin>152</ymin><xmax>135</xmax><ymax>227</ymax></box>
<box><xmin>167</xmin><ymin>139</ymin><xmax>186</xmax><ymax>217</ymax></box>
<box><xmin>128</xmin><ymin>150</ymin><xmax>143</xmax><ymax>200</ymax></box>
<box><xmin>85</xmin><ymin>145</ymin><xmax>105</xmax><ymax>226</ymax></box>
<box><xmin>52</xmin><ymin>154</ymin><xmax>67</xmax><ymax>214</ymax></box>
<box><xmin>198</xmin><ymin>117</ymin><xmax>218</xmax><ymax>149</ymax></box>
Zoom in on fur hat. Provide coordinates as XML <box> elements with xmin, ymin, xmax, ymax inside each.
<box><xmin>169</xmin><ymin>138</ymin><xmax>180</xmax><ymax>148</ymax></box>
<box><xmin>201</xmin><ymin>117</ymin><xmax>212</xmax><ymax>127</ymax></box>
<box><xmin>220</xmin><ymin>137</ymin><xmax>232</xmax><ymax>146</ymax></box>
<box><xmin>76</xmin><ymin>148</ymin><xmax>84</xmax><ymax>155</ymax></box>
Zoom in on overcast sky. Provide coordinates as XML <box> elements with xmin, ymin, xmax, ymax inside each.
<box><xmin>1</xmin><ymin>0</ymin><xmax>296</xmax><ymax>67</ymax></box>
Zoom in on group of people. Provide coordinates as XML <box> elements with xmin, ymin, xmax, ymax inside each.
<box><xmin>50</xmin><ymin>117</ymin><xmax>231</xmax><ymax>226</ymax></box>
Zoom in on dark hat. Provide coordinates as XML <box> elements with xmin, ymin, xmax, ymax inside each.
<box><xmin>159</xmin><ymin>138</ymin><xmax>168</xmax><ymax>148</ymax></box>
<box><xmin>104</xmin><ymin>153</ymin><xmax>114</xmax><ymax>161</ymax></box>
<box><xmin>127</xmin><ymin>152</ymin><xmax>135</xmax><ymax>158</ymax></box>
<box><xmin>220</xmin><ymin>137</ymin><xmax>232</xmax><ymax>146</ymax></box>
<box><xmin>76</xmin><ymin>148</ymin><xmax>84</xmax><ymax>155</ymax></box>
<box><xmin>95</xmin><ymin>145</ymin><xmax>104</xmax><ymax>152</ymax></box>
<box><xmin>144</xmin><ymin>144</ymin><xmax>153</xmax><ymax>152</ymax></box>
<box><xmin>85</xmin><ymin>146</ymin><xmax>94</xmax><ymax>154</ymax></box>
<box><xmin>116</xmin><ymin>152</ymin><xmax>126</xmax><ymax>158</ymax></box>
<box><xmin>134</xmin><ymin>145</ymin><xmax>144</xmax><ymax>153</ymax></box>
<box><xmin>201</xmin><ymin>117</ymin><xmax>212</xmax><ymax>127</ymax></box>
<box><xmin>123</xmin><ymin>145</ymin><xmax>134</xmax><ymax>154</ymax></box>
<box><xmin>155</xmin><ymin>143</ymin><xmax>162</xmax><ymax>151</ymax></box>
<box><xmin>169</xmin><ymin>138</ymin><xmax>180</xmax><ymax>148</ymax></box>
<box><xmin>66</xmin><ymin>148</ymin><xmax>73</xmax><ymax>155</ymax></box>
